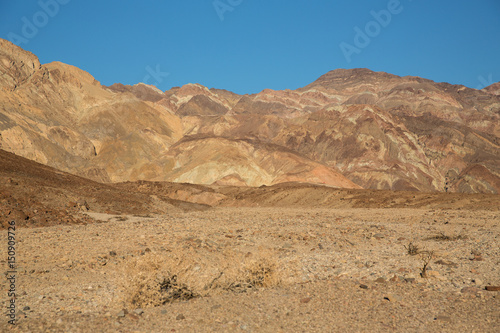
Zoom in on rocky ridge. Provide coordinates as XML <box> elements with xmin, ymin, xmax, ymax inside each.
<box><xmin>1</xmin><ymin>38</ymin><xmax>499</xmax><ymax>192</ymax></box>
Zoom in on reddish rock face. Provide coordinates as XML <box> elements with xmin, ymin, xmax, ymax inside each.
<box><xmin>163</xmin><ymin>69</ymin><xmax>499</xmax><ymax>193</ymax></box>
<box><xmin>1</xmin><ymin>38</ymin><xmax>499</xmax><ymax>193</ymax></box>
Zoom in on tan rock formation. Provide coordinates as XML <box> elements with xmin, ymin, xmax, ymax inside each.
<box><xmin>1</xmin><ymin>39</ymin><xmax>499</xmax><ymax>193</ymax></box>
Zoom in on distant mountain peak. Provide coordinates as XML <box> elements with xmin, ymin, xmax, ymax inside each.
<box><xmin>483</xmin><ymin>82</ymin><xmax>500</xmax><ymax>95</ymax></box>
<box><xmin>300</xmin><ymin>68</ymin><xmax>404</xmax><ymax>92</ymax></box>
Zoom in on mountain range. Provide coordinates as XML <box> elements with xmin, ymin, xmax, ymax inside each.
<box><xmin>1</xmin><ymin>38</ymin><xmax>499</xmax><ymax>193</ymax></box>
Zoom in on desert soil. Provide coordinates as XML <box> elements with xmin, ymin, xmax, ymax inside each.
<box><xmin>1</xmin><ymin>207</ymin><xmax>499</xmax><ymax>332</ymax></box>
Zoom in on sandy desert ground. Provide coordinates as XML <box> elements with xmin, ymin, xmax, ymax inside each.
<box><xmin>1</xmin><ymin>206</ymin><xmax>499</xmax><ymax>332</ymax></box>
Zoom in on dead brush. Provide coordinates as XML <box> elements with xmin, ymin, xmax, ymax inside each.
<box><xmin>404</xmin><ymin>241</ymin><xmax>420</xmax><ymax>255</ymax></box>
<box><xmin>427</xmin><ymin>231</ymin><xmax>468</xmax><ymax>241</ymax></box>
<box><xmin>129</xmin><ymin>272</ymin><xmax>198</xmax><ymax>307</ymax></box>
<box><xmin>123</xmin><ymin>253</ymin><xmax>201</xmax><ymax>308</ymax></box>
<box><xmin>121</xmin><ymin>248</ymin><xmax>283</xmax><ymax>308</ymax></box>
<box><xmin>157</xmin><ymin>274</ymin><xmax>198</xmax><ymax>302</ymax></box>
<box><xmin>122</xmin><ymin>251</ymin><xmax>211</xmax><ymax>308</ymax></box>
<box><xmin>419</xmin><ymin>250</ymin><xmax>435</xmax><ymax>278</ymax></box>
<box><xmin>222</xmin><ymin>256</ymin><xmax>280</xmax><ymax>293</ymax></box>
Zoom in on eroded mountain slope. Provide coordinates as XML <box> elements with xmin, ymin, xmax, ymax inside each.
<box><xmin>1</xmin><ymin>38</ymin><xmax>499</xmax><ymax>192</ymax></box>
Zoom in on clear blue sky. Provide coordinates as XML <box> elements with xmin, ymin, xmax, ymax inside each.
<box><xmin>1</xmin><ymin>0</ymin><xmax>499</xmax><ymax>94</ymax></box>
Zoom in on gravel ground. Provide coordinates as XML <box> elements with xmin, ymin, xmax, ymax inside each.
<box><xmin>1</xmin><ymin>207</ymin><xmax>499</xmax><ymax>332</ymax></box>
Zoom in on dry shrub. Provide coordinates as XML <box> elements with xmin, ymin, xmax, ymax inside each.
<box><xmin>213</xmin><ymin>249</ymin><xmax>281</xmax><ymax>293</ymax></box>
<box><xmin>121</xmin><ymin>247</ymin><xmax>282</xmax><ymax>308</ymax></box>
<box><xmin>404</xmin><ymin>241</ymin><xmax>420</xmax><ymax>255</ymax></box>
<box><xmin>122</xmin><ymin>252</ymin><xmax>200</xmax><ymax>308</ymax></box>
<box><xmin>427</xmin><ymin>231</ymin><xmax>467</xmax><ymax>241</ymax></box>
<box><xmin>419</xmin><ymin>250</ymin><xmax>434</xmax><ymax>278</ymax></box>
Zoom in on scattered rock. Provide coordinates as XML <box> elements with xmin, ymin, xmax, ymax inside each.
<box><xmin>359</xmin><ymin>284</ymin><xmax>368</xmax><ymax>289</ymax></box>
<box><xmin>485</xmin><ymin>286</ymin><xmax>500</xmax><ymax>291</ymax></box>
<box><xmin>23</xmin><ymin>306</ymin><xmax>31</xmax><ymax>311</ymax></box>
<box><xmin>384</xmin><ymin>294</ymin><xmax>403</xmax><ymax>302</ymax></box>
<box><xmin>375</xmin><ymin>277</ymin><xmax>386</xmax><ymax>283</ymax></box>
<box><xmin>364</xmin><ymin>261</ymin><xmax>375</xmax><ymax>268</ymax></box>
<box><xmin>176</xmin><ymin>314</ymin><xmax>185</xmax><ymax>320</ymax></box>
<box><xmin>461</xmin><ymin>287</ymin><xmax>480</xmax><ymax>294</ymax></box>
<box><xmin>117</xmin><ymin>309</ymin><xmax>128</xmax><ymax>317</ymax></box>
<box><xmin>434</xmin><ymin>315</ymin><xmax>452</xmax><ymax>322</ymax></box>
<box><xmin>425</xmin><ymin>270</ymin><xmax>440</xmax><ymax>278</ymax></box>
<box><xmin>389</xmin><ymin>275</ymin><xmax>400</xmax><ymax>282</ymax></box>
<box><xmin>134</xmin><ymin>308</ymin><xmax>144</xmax><ymax>316</ymax></box>
<box><xmin>128</xmin><ymin>313</ymin><xmax>139</xmax><ymax>320</ymax></box>
<box><xmin>76</xmin><ymin>199</ymin><xmax>90</xmax><ymax>211</ymax></box>
<box><xmin>300</xmin><ymin>297</ymin><xmax>311</xmax><ymax>304</ymax></box>
<box><xmin>109</xmin><ymin>250</ymin><xmax>117</xmax><ymax>256</ymax></box>
<box><xmin>8</xmin><ymin>209</ymin><xmax>29</xmax><ymax>221</ymax></box>
<box><xmin>472</xmin><ymin>279</ymin><xmax>483</xmax><ymax>286</ymax></box>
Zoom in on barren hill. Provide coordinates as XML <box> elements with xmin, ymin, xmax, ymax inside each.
<box><xmin>1</xmin><ymin>38</ymin><xmax>499</xmax><ymax>193</ymax></box>
<box><xmin>0</xmin><ymin>148</ymin><xmax>207</xmax><ymax>229</ymax></box>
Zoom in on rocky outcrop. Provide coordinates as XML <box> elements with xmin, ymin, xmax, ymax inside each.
<box><xmin>0</xmin><ymin>38</ymin><xmax>41</xmax><ymax>90</ymax></box>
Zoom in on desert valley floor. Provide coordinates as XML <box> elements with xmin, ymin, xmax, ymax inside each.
<box><xmin>1</xmin><ymin>204</ymin><xmax>499</xmax><ymax>332</ymax></box>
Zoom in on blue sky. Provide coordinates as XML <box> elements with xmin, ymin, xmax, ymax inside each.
<box><xmin>1</xmin><ymin>0</ymin><xmax>499</xmax><ymax>94</ymax></box>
